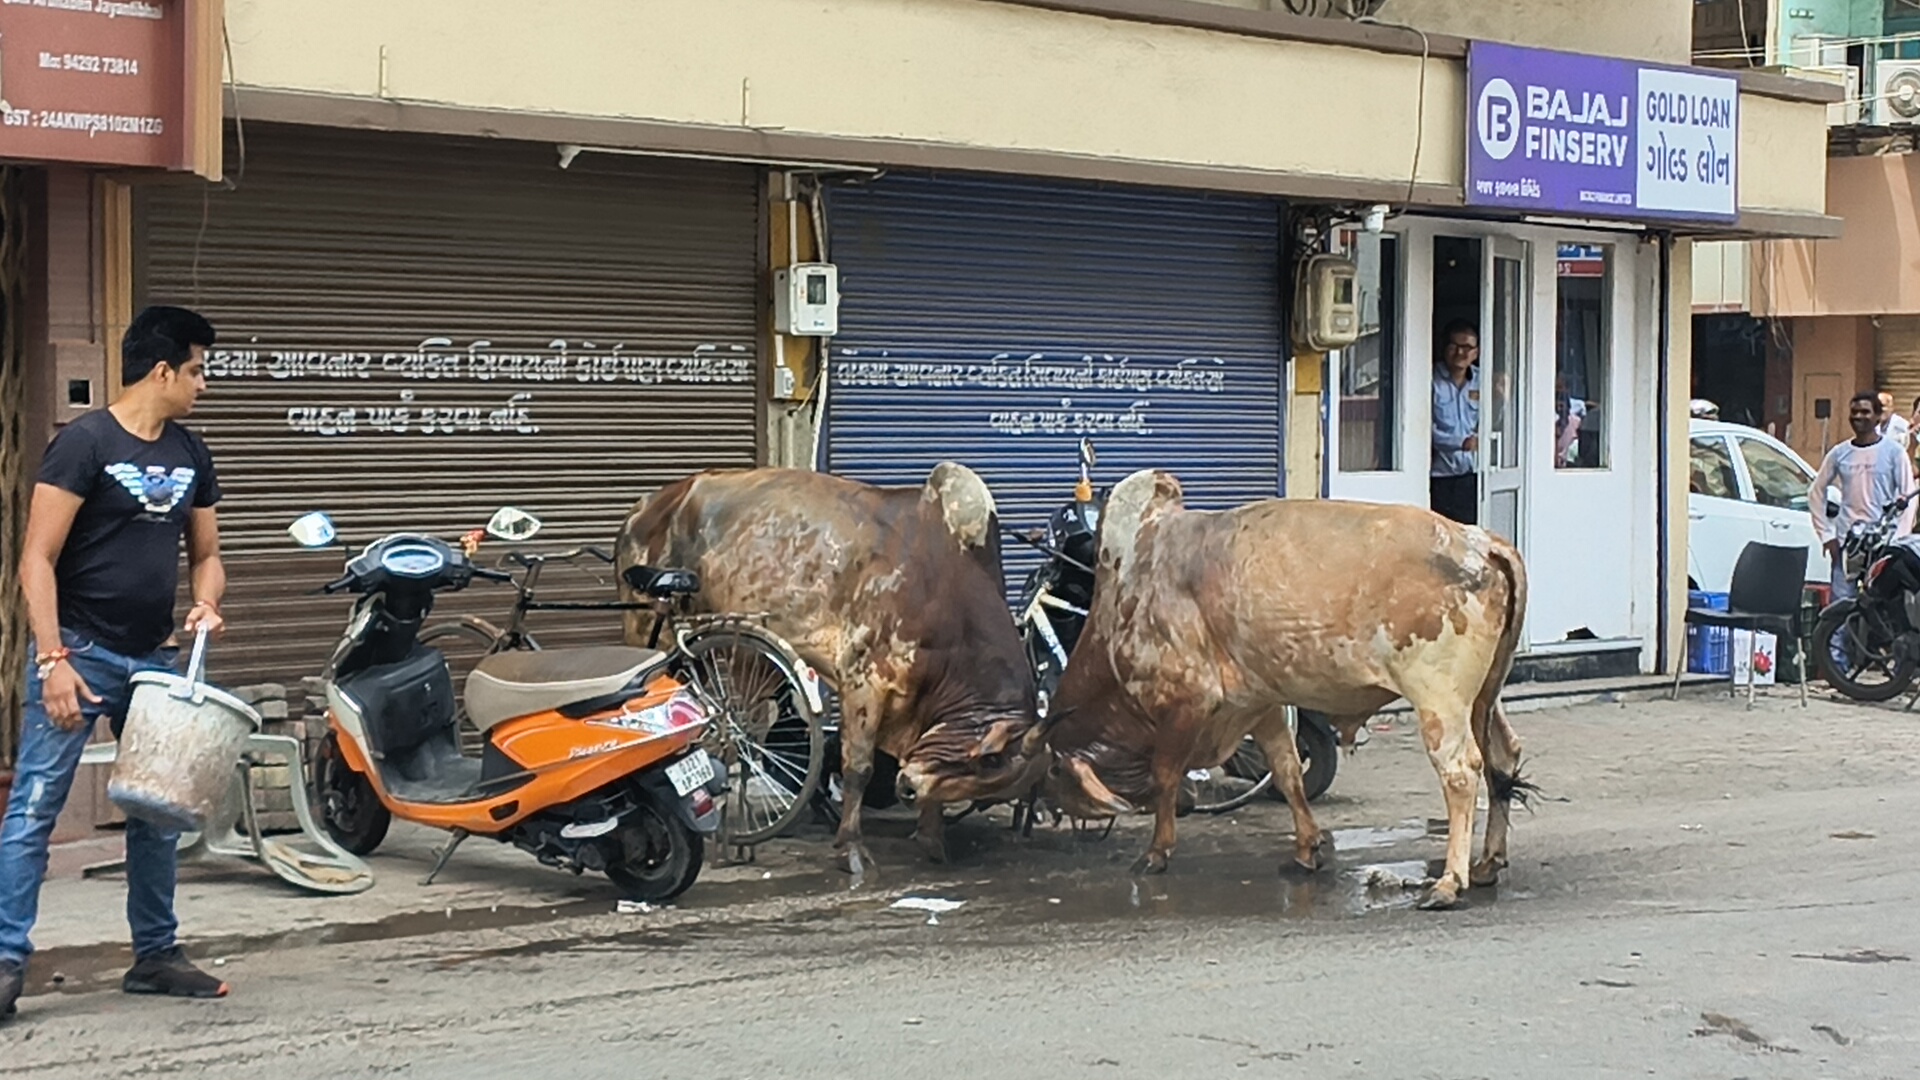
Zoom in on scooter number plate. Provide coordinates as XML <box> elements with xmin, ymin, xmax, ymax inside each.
<box><xmin>667</xmin><ymin>753</ymin><xmax>715</xmax><ymax>797</ymax></box>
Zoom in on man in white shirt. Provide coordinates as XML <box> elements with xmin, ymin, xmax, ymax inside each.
<box><xmin>1812</xmin><ymin>393</ymin><xmax>1917</xmax><ymax>671</ymax></box>
<box><xmin>1811</xmin><ymin>390</ymin><xmax>1918</xmax><ymax>602</ymax></box>
<box><xmin>1876</xmin><ymin>391</ymin><xmax>1911</xmax><ymax>451</ymax></box>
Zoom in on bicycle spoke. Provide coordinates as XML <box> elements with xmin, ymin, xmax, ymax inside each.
<box><xmin>675</xmin><ymin>626</ymin><xmax>824</xmax><ymax>846</ymax></box>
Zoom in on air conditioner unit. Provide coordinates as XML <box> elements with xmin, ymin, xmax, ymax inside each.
<box><xmin>1798</xmin><ymin>63</ymin><xmax>1862</xmax><ymax>126</ymax></box>
<box><xmin>1789</xmin><ymin>33</ymin><xmax>1849</xmax><ymax>69</ymax></box>
<box><xmin>1873</xmin><ymin>58</ymin><xmax>1920</xmax><ymax>126</ymax></box>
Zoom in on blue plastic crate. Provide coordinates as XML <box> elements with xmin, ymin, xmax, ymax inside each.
<box><xmin>1687</xmin><ymin>589</ymin><xmax>1731</xmax><ymax>675</ymax></box>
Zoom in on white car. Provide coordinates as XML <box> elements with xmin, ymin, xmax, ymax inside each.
<box><xmin>1687</xmin><ymin>419</ymin><xmax>1828</xmax><ymax>593</ymax></box>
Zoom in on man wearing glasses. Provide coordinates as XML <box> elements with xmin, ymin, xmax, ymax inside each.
<box><xmin>1430</xmin><ymin>319</ymin><xmax>1481</xmax><ymax>524</ymax></box>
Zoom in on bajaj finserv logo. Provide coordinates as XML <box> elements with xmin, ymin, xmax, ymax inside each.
<box><xmin>1477</xmin><ymin>77</ymin><xmax>1521</xmax><ymax>161</ymax></box>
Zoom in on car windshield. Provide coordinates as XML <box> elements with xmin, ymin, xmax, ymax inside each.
<box><xmin>1689</xmin><ymin>436</ymin><xmax>1739</xmax><ymax>499</ymax></box>
<box><xmin>1737</xmin><ymin>436</ymin><xmax>1811</xmax><ymax>511</ymax></box>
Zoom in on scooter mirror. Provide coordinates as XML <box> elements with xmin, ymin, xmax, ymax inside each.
<box><xmin>1079</xmin><ymin>437</ymin><xmax>1097</xmax><ymax>470</ymax></box>
<box><xmin>487</xmin><ymin>506</ymin><xmax>544</xmax><ymax>542</ymax></box>
<box><xmin>288</xmin><ymin>512</ymin><xmax>338</xmax><ymax>549</ymax></box>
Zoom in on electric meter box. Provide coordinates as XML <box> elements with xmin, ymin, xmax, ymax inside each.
<box><xmin>774</xmin><ymin>263</ymin><xmax>840</xmax><ymax>336</ymax></box>
<box><xmin>1292</xmin><ymin>254</ymin><xmax>1359</xmax><ymax>352</ymax></box>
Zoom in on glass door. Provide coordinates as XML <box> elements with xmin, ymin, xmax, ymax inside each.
<box><xmin>1481</xmin><ymin>238</ymin><xmax>1529</xmax><ymax>545</ymax></box>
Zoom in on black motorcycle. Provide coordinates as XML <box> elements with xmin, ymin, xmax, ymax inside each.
<box><xmin>1007</xmin><ymin>439</ymin><xmax>1340</xmax><ymax>812</ymax></box>
<box><xmin>1815</xmin><ymin>491</ymin><xmax>1920</xmax><ymax>701</ymax></box>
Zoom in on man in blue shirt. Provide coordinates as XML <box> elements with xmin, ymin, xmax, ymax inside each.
<box><xmin>1431</xmin><ymin>319</ymin><xmax>1480</xmax><ymax>524</ymax></box>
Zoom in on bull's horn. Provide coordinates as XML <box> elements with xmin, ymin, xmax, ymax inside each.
<box><xmin>1020</xmin><ymin>706</ymin><xmax>1071</xmax><ymax>757</ymax></box>
<box><xmin>1065</xmin><ymin>756</ymin><xmax>1132</xmax><ymax>815</ymax></box>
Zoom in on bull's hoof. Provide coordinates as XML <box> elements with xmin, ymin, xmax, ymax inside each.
<box><xmin>1129</xmin><ymin>849</ymin><xmax>1170</xmax><ymax>876</ymax></box>
<box><xmin>1469</xmin><ymin>857</ymin><xmax>1505</xmax><ymax>889</ymax></box>
<box><xmin>1417</xmin><ymin>880</ymin><xmax>1464</xmax><ymax>911</ymax></box>
<box><xmin>837</xmin><ymin>844</ymin><xmax>878</xmax><ymax>891</ymax></box>
<box><xmin>1282</xmin><ymin>837</ymin><xmax>1332</xmax><ymax>877</ymax></box>
<box><xmin>1305</xmin><ymin>831</ymin><xmax>1336</xmax><ymax>870</ymax></box>
<box><xmin>916</xmin><ymin>833</ymin><xmax>950</xmax><ymax>865</ymax></box>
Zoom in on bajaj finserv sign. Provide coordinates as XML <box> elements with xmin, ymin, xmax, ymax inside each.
<box><xmin>1466</xmin><ymin>41</ymin><xmax>1739</xmax><ymax>224</ymax></box>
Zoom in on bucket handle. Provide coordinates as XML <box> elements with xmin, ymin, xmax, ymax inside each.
<box><xmin>172</xmin><ymin>625</ymin><xmax>211</xmax><ymax>701</ymax></box>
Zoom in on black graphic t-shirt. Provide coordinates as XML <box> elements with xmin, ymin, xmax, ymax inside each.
<box><xmin>38</xmin><ymin>409</ymin><xmax>221</xmax><ymax>657</ymax></box>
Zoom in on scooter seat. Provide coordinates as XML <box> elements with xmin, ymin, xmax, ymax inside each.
<box><xmin>466</xmin><ymin>646</ymin><xmax>663</xmax><ymax>732</ymax></box>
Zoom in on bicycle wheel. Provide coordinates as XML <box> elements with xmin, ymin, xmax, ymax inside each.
<box><xmin>675</xmin><ymin>625</ymin><xmax>825</xmax><ymax>845</ymax></box>
<box><xmin>418</xmin><ymin>618</ymin><xmax>512</xmax><ymax>756</ymax></box>
<box><xmin>1183</xmin><ymin>739</ymin><xmax>1274</xmax><ymax>814</ymax></box>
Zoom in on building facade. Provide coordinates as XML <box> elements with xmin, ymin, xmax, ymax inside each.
<box><xmin>0</xmin><ymin>0</ymin><xmax>224</xmax><ymax>791</ymax></box>
<box><xmin>1689</xmin><ymin>1</ymin><xmax>1920</xmax><ymax>466</ymax></box>
<box><xmin>3</xmin><ymin>1</ymin><xmax>1837</xmax><ymax>798</ymax></box>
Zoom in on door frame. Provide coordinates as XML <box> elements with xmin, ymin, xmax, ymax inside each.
<box><xmin>1324</xmin><ymin>216</ymin><xmax>1658</xmax><ymax>659</ymax></box>
<box><xmin>1480</xmin><ymin>236</ymin><xmax>1532</xmax><ymax>551</ymax></box>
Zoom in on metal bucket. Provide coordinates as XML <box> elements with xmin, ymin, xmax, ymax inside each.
<box><xmin>108</xmin><ymin>629</ymin><xmax>262</xmax><ymax>833</ymax></box>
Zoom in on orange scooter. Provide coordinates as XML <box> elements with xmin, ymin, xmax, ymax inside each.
<box><xmin>289</xmin><ymin>509</ymin><xmax>723</xmax><ymax>902</ymax></box>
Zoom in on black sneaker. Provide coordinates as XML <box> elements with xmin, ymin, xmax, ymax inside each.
<box><xmin>1</xmin><ymin>959</ymin><xmax>21</xmax><ymax>1020</ymax></box>
<box><xmin>122</xmin><ymin>946</ymin><xmax>228</xmax><ymax>999</ymax></box>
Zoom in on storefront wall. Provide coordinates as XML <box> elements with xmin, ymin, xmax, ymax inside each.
<box><xmin>821</xmin><ymin>173</ymin><xmax>1286</xmax><ymax>595</ymax></box>
<box><xmin>131</xmin><ymin>126</ymin><xmax>764</xmax><ymax>689</ymax></box>
<box><xmin>1327</xmin><ymin>219</ymin><xmax>1660</xmax><ymax>664</ymax></box>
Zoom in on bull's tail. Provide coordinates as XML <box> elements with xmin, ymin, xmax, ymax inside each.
<box><xmin>1474</xmin><ymin>533</ymin><xmax>1532</xmax><ymax>801</ymax></box>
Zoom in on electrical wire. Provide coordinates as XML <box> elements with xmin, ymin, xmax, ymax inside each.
<box><xmin>1735</xmin><ymin>0</ymin><xmax>1756</xmax><ymax>68</ymax></box>
<box><xmin>224</xmin><ymin>19</ymin><xmax>246</xmax><ymax>191</ymax></box>
<box><xmin>1356</xmin><ymin>15</ymin><xmax>1429</xmax><ymax>208</ymax></box>
<box><xmin>194</xmin><ymin>19</ymin><xmax>247</xmax><ymax>304</ymax></box>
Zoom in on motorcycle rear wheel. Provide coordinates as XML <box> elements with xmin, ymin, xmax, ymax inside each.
<box><xmin>1814</xmin><ymin>603</ymin><xmax>1917</xmax><ymax>702</ymax></box>
<box><xmin>1198</xmin><ymin>713</ymin><xmax>1340</xmax><ymax>811</ymax></box>
<box><xmin>1184</xmin><ymin>741</ymin><xmax>1275</xmax><ymax>814</ymax></box>
<box><xmin>1266</xmin><ymin>712</ymin><xmax>1340</xmax><ymax>806</ymax></box>
<box><xmin>605</xmin><ymin>795</ymin><xmax>703</xmax><ymax>903</ymax></box>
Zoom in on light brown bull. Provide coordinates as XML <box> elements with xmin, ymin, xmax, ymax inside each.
<box><xmin>1030</xmin><ymin>470</ymin><xmax>1528</xmax><ymax>910</ymax></box>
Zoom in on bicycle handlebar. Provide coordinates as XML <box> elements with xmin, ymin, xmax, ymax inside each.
<box><xmin>505</xmin><ymin>545</ymin><xmax>616</xmax><ymax>568</ymax></box>
<box><xmin>1001</xmin><ymin>526</ymin><xmax>1095</xmax><ymax>575</ymax></box>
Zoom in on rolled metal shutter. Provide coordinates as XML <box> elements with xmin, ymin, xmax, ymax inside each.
<box><xmin>134</xmin><ymin>125</ymin><xmax>759</xmax><ymax>687</ymax></box>
<box><xmin>1878</xmin><ymin>316</ymin><xmax>1920</xmax><ymax>416</ymax></box>
<box><xmin>823</xmin><ymin>174</ymin><xmax>1283</xmax><ymax>592</ymax></box>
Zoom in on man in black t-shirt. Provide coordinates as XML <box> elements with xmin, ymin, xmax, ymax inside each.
<box><xmin>1</xmin><ymin>307</ymin><xmax>231</xmax><ymax>1021</ymax></box>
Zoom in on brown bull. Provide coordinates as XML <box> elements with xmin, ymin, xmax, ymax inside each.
<box><xmin>615</xmin><ymin>464</ymin><xmax>1041</xmax><ymax>882</ymax></box>
<box><xmin>1030</xmin><ymin>469</ymin><xmax>1528</xmax><ymax>910</ymax></box>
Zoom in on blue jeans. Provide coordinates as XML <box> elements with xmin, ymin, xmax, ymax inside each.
<box><xmin>1830</xmin><ymin>549</ymin><xmax>1857</xmax><ymax>670</ymax></box>
<box><xmin>1830</xmin><ymin>548</ymin><xmax>1857</xmax><ymax>605</ymax></box>
<box><xmin>0</xmin><ymin>629</ymin><xmax>181</xmax><ymax>967</ymax></box>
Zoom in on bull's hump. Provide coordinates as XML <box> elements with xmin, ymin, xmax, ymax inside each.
<box><xmin>922</xmin><ymin>462</ymin><xmax>998</xmax><ymax>550</ymax></box>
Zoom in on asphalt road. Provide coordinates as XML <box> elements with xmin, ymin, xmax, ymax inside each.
<box><xmin>5</xmin><ymin>691</ymin><xmax>1918</xmax><ymax>1079</ymax></box>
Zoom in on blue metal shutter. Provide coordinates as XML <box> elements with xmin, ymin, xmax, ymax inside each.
<box><xmin>823</xmin><ymin>174</ymin><xmax>1284</xmax><ymax>592</ymax></box>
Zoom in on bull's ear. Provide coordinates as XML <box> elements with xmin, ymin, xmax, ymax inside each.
<box><xmin>1064</xmin><ymin>756</ymin><xmax>1132</xmax><ymax>814</ymax></box>
<box><xmin>974</xmin><ymin>720</ymin><xmax>1019</xmax><ymax>759</ymax></box>
<box><xmin>1019</xmin><ymin>707</ymin><xmax>1072</xmax><ymax>757</ymax></box>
